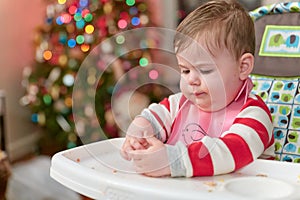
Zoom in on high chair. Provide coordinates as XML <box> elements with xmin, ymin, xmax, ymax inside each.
<box><xmin>249</xmin><ymin>2</ymin><xmax>300</xmax><ymax>163</ymax></box>
<box><xmin>50</xmin><ymin>2</ymin><xmax>300</xmax><ymax>200</ymax></box>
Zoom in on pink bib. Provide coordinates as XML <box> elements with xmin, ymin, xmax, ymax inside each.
<box><xmin>166</xmin><ymin>78</ymin><xmax>253</xmax><ymax>146</ymax></box>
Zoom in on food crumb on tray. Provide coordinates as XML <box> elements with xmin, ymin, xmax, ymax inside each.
<box><xmin>203</xmin><ymin>181</ymin><xmax>217</xmax><ymax>187</ymax></box>
<box><xmin>256</xmin><ymin>173</ymin><xmax>268</xmax><ymax>177</ymax></box>
<box><xmin>203</xmin><ymin>181</ymin><xmax>218</xmax><ymax>192</ymax></box>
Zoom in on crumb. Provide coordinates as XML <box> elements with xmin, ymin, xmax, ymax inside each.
<box><xmin>218</xmin><ymin>179</ymin><xmax>225</xmax><ymax>182</ymax></box>
<box><xmin>112</xmin><ymin>169</ymin><xmax>117</xmax><ymax>173</ymax></box>
<box><xmin>76</xmin><ymin>158</ymin><xmax>80</xmax><ymax>162</ymax></box>
<box><xmin>204</xmin><ymin>181</ymin><xmax>217</xmax><ymax>187</ymax></box>
<box><xmin>256</xmin><ymin>174</ymin><xmax>268</xmax><ymax>177</ymax></box>
<box><xmin>208</xmin><ymin>190</ymin><xmax>213</xmax><ymax>193</ymax></box>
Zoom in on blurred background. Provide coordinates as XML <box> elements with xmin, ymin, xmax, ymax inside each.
<box><xmin>0</xmin><ymin>0</ymin><xmax>290</xmax><ymax>199</ymax></box>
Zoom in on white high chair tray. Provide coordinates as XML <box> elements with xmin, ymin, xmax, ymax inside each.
<box><xmin>50</xmin><ymin>138</ymin><xmax>300</xmax><ymax>200</ymax></box>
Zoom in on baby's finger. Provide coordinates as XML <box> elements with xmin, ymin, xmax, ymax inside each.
<box><xmin>136</xmin><ymin>138</ymin><xmax>150</xmax><ymax>148</ymax></box>
<box><xmin>128</xmin><ymin>149</ymin><xmax>145</xmax><ymax>161</ymax></box>
<box><xmin>130</xmin><ymin>139</ymin><xmax>146</xmax><ymax>150</ymax></box>
<box><xmin>120</xmin><ymin>148</ymin><xmax>131</xmax><ymax>160</ymax></box>
<box><xmin>120</xmin><ymin>141</ymin><xmax>134</xmax><ymax>161</ymax></box>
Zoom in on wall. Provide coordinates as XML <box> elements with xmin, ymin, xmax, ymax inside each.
<box><xmin>0</xmin><ymin>0</ymin><xmax>46</xmax><ymax>161</ymax></box>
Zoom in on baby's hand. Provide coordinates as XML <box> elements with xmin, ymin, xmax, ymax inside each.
<box><xmin>129</xmin><ymin>136</ymin><xmax>171</xmax><ymax>177</ymax></box>
<box><xmin>120</xmin><ymin>135</ymin><xmax>149</xmax><ymax>161</ymax></box>
<box><xmin>120</xmin><ymin>117</ymin><xmax>155</xmax><ymax>160</ymax></box>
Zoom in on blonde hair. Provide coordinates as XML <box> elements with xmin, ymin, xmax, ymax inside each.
<box><xmin>174</xmin><ymin>0</ymin><xmax>255</xmax><ymax>61</ymax></box>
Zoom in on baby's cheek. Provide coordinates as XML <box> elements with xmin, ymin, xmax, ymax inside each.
<box><xmin>179</xmin><ymin>79</ymin><xmax>188</xmax><ymax>92</ymax></box>
<box><xmin>207</xmin><ymin>83</ymin><xmax>227</xmax><ymax>105</ymax></box>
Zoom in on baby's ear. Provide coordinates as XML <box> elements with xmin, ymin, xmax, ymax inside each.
<box><xmin>239</xmin><ymin>53</ymin><xmax>254</xmax><ymax>81</ymax></box>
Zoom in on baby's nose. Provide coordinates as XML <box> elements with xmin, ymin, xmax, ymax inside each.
<box><xmin>188</xmin><ymin>71</ymin><xmax>201</xmax><ymax>85</ymax></box>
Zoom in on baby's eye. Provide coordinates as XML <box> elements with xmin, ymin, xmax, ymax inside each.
<box><xmin>181</xmin><ymin>69</ymin><xmax>190</xmax><ymax>74</ymax></box>
<box><xmin>199</xmin><ymin>69</ymin><xmax>214</xmax><ymax>75</ymax></box>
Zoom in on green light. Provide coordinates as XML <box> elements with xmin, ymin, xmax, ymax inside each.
<box><xmin>139</xmin><ymin>57</ymin><xmax>148</xmax><ymax>67</ymax></box>
<box><xmin>84</xmin><ymin>13</ymin><xmax>93</xmax><ymax>22</ymax></box>
<box><xmin>74</xmin><ymin>13</ymin><xmax>82</xmax><ymax>21</ymax></box>
<box><xmin>126</xmin><ymin>0</ymin><xmax>135</xmax><ymax>6</ymax></box>
<box><xmin>76</xmin><ymin>35</ymin><xmax>85</xmax><ymax>44</ymax></box>
<box><xmin>116</xmin><ymin>35</ymin><xmax>125</xmax><ymax>44</ymax></box>
<box><xmin>43</xmin><ymin>94</ymin><xmax>52</xmax><ymax>105</ymax></box>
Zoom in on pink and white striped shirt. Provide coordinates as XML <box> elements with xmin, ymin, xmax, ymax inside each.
<box><xmin>140</xmin><ymin>78</ymin><xmax>274</xmax><ymax>177</ymax></box>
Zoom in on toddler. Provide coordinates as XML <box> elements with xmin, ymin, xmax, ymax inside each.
<box><xmin>121</xmin><ymin>0</ymin><xmax>274</xmax><ymax>177</ymax></box>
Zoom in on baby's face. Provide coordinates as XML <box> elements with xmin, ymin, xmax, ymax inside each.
<box><xmin>177</xmin><ymin>40</ymin><xmax>244</xmax><ymax>112</ymax></box>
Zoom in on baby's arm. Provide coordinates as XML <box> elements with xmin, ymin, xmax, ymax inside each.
<box><xmin>121</xmin><ymin>94</ymin><xmax>181</xmax><ymax>160</ymax></box>
<box><xmin>121</xmin><ymin>117</ymin><xmax>155</xmax><ymax>160</ymax></box>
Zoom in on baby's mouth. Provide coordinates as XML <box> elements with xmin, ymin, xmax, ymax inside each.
<box><xmin>193</xmin><ymin>92</ymin><xmax>205</xmax><ymax>97</ymax></box>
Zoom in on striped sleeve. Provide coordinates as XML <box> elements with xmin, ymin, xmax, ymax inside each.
<box><xmin>140</xmin><ymin>93</ymin><xmax>182</xmax><ymax>142</ymax></box>
<box><xmin>183</xmin><ymin>95</ymin><xmax>274</xmax><ymax>177</ymax></box>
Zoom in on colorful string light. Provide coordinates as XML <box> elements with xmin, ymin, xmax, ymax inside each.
<box><xmin>76</xmin><ymin>35</ymin><xmax>85</xmax><ymax>44</ymax></box>
<box><xmin>85</xmin><ymin>24</ymin><xmax>94</xmax><ymax>34</ymax></box>
<box><xmin>84</xmin><ymin>13</ymin><xmax>93</xmax><ymax>22</ymax></box>
<box><xmin>43</xmin><ymin>94</ymin><xmax>52</xmax><ymax>105</ymax></box>
<box><xmin>126</xmin><ymin>0</ymin><xmax>135</xmax><ymax>6</ymax></box>
<box><xmin>80</xmin><ymin>44</ymin><xmax>90</xmax><ymax>52</ymax></box>
<box><xmin>43</xmin><ymin>50</ymin><xmax>52</xmax><ymax>60</ymax></box>
<box><xmin>56</xmin><ymin>16</ymin><xmax>64</xmax><ymax>25</ymax></box>
<box><xmin>63</xmin><ymin>74</ymin><xmax>75</xmax><ymax>87</ymax></box>
<box><xmin>149</xmin><ymin>69</ymin><xmax>159</xmax><ymax>80</ymax></box>
<box><xmin>139</xmin><ymin>57</ymin><xmax>148</xmax><ymax>67</ymax></box>
<box><xmin>26</xmin><ymin>0</ymin><xmax>155</xmax><ymax>149</ymax></box>
<box><xmin>67</xmin><ymin>39</ymin><xmax>76</xmax><ymax>48</ymax></box>
<box><xmin>68</xmin><ymin>6</ymin><xmax>77</xmax><ymax>15</ymax></box>
<box><xmin>79</xmin><ymin>0</ymin><xmax>89</xmax><ymax>7</ymax></box>
<box><xmin>58</xmin><ymin>0</ymin><xmax>67</xmax><ymax>4</ymax></box>
<box><xmin>131</xmin><ymin>17</ymin><xmax>140</xmax><ymax>26</ymax></box>
<box><xmin>116</xmin><ymin>35</ymin><xmax>125</xmax><ymax>44</ymax></box>
<box><xmin>74</xmin><ymin>13</ymin><xmax>82</xmax><ymax>21</ymax></box>
<box><xmin>117</xmin><ymin>19</ymin><xmax>128</xmax><ymax>29</ymax></box>
<box><xmin>129</xmin><ymin>7</ymin><xmax>138</xmax><ymax>15</ymax></box>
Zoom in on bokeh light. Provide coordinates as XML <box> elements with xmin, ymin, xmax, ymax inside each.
<box><xmin>85</xmin><ymin>24</ymin><xmax>94</xmax><ymax>34</ymax></box>
<box><xmin>63</xmin><ymin>74</ymin><xmax>75</xmax><ymax>87</ymax></box>
<box><xmin>139</xmin><ymin>57</ymin><xmax>148</xmax><ymax>67</ymax></box>
<box><xmin>149</xmin><ymin>69</ymin><xmax>159</xmax><ymax>80</ymax></box>
<box><xmin>126</xmin><ymin>0</ymin><xmax>135</xmax><ymax>6</ymax></box>
<box><xmin>131</xmin><ymin>17</ymin><xmax>140</xmax><ymax>26</ymax></box>
<box><xmin>67</xmin><ymin>39</ymin><xmax>76</xmax><ymax>48</ymax></box>
<box><xmin>43</xmin><ymin>50</ymin><xmax>53</xmax><ymax>60</ymax></box>
<box><xmin>58</xmin><ymin>0</ymin><xmax>66</xmax><ymax>4</ymax></box>
<box><xmin>116</xmin><ymin>35</ymin><xmax>125</xmax><ymax>44</ymax></box>
<box><xmin>118</xmin><ymin>19</ymin><xmax>128</xmax><ymax>29</ymax></box>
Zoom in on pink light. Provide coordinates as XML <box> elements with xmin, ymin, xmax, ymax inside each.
<box><xmin>62</xmin><ymin>13</ymin><xmax>72</xmax><ymax>23</ymax></box>
<box><xmin>149</xmin><ymin>70</ymin><xmax>159</xmax><ymax>80</ymax></box>
<box><xmin>69</xmin><ymin>5</ymin><xmax>77</xmax><ymax>15</ymax></box>
<box><xmin>118</xmin><ymin>19</ymin><xmax>127</xmax><ymax>29</ymax></box>
<box><xmin>82</xmin><ymin>8</ymin><xmax>90</xmax><ymax>18</ymax></box>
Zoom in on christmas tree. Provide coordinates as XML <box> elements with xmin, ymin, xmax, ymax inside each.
<box><xmin>21</xmin><ymin>0</ymin><xmax>172</xmax><ymax>150</ymax></box>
